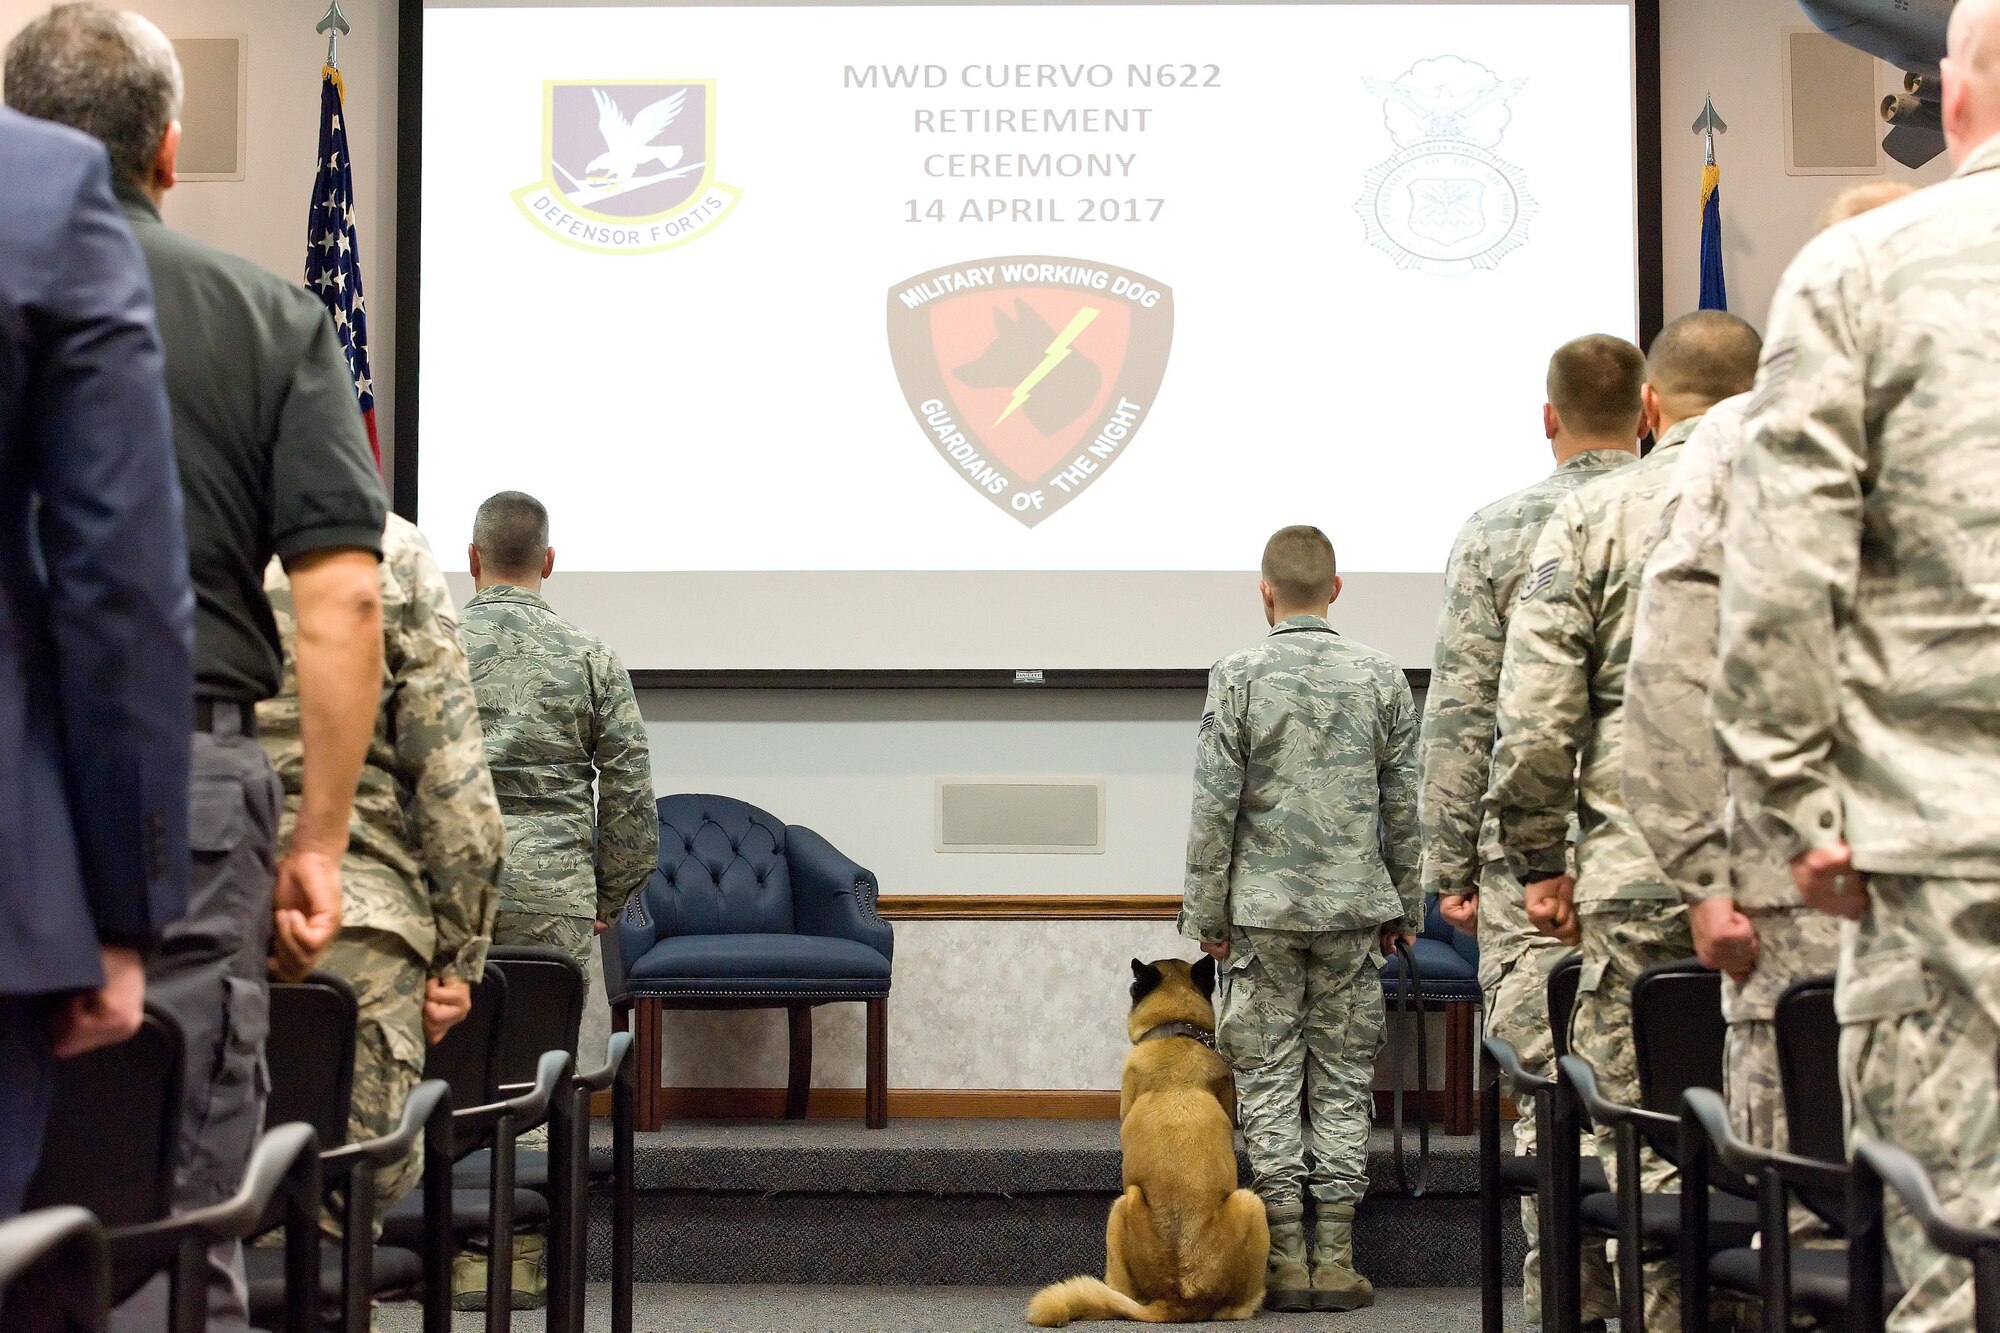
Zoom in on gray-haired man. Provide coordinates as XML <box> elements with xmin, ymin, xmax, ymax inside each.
<box><xmin>8</xmin><ymin>7</ymin><xmax>387</xmax><ymax>1329</ymax></box>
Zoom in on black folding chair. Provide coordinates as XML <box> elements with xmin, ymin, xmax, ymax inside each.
<box><xmin>550</xmin><ymin>1031</ymin><xmax>635</xmax><ymax>1333</ymax></box>
<box><xmin>1850</xmin><ymin>1136</ymin><xmax>2000</xmax><ymax>1333</ymax></box>
<box><xmin>253</xmin><ymin>975</ymin><xmax>453</xmax><ymax>1333</ymax></box>
<box><xmin>0</xmin><ymin>1206</ymin><xmax>109</xmax><ymax>1333</ymax></box>
<box><xmin>1559</xmin><ymin>960</ymin><xmax>1758</xmax><ymax>1333</ymax></box>
<box><xmin>380</xmin><ymin>964</ymin><xmax>569</xmax><ymax>1333</ymax></box>
<box><xmin>1481</xmin><ymin>956</ymin><xmax>1610</xmax><ymax>1333</ymax></box>
<box><xmin>24</xmin><ymin>1006</ymin><xmax>322</xmax><ymax>1333</ymax></box>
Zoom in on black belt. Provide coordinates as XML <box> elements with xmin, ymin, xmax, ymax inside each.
<box><xmin>193</xmin><ymin>699</ymin><xmax>258</xmax><ymax>736</ymax></box>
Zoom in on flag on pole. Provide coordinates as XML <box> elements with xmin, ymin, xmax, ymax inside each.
<box><xmin>306</xmin><ymin>64</ymin><xmax>377</xmax><ymax>464</ymax></box>
<box><xmin>1699</xmin><ymin>162</ymin><xmax>1727</xmax><ymax>311</ymax></box>
<box><xmin>1694</xmin><ymin>96</ymin><xmax>1728</xmax><ymax>312</ymax></box>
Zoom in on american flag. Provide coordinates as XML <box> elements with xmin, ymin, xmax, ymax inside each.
<box><xmin>305</xmin><ymin>65</ymin><xmax>377</xmax><ymax>464</ymax></box>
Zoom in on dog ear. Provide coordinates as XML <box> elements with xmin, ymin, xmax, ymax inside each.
<box><xmin>1191</xmin><ymin>953</ymin><xmax>1216</xmax><ymax>999</ymax></box>
<box><xmin>1129</xmin><ymin>959</ymin><xmax>1163</xmax><ymax>1007</ymax></box>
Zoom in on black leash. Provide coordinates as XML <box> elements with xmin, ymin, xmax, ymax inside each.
<box><xmin>1389</xmin><ymin>936</ymin><xmax>1432</xmax><ymax>1198</ymax></box>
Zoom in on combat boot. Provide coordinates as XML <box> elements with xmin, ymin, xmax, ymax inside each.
<box><xmin>1309</xmin><ymin>1203</ymin><xmax>1375</xmax><ymax>1312</ymax></box>
<box><xmin>1265</xmin><ymin>1213</ymin><xmax>1312</xmax><ymax>1312</ymax></box>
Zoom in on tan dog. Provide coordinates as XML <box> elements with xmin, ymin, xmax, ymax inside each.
<box><xmin>1027</xmin><ymin>957</ymin><xmax>1268</xmax><ymax>1325</ymax></box>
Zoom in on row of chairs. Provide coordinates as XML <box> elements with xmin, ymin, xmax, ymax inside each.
<box><xmin>0</xmin><ymin>946</ymin><xmax>636</xmax><ymax>1333</ymax></box>
<box><xmin>1480</xmin><ymin>957</ymin><xmax>2000</xmax><ymax>1333</ymax></box>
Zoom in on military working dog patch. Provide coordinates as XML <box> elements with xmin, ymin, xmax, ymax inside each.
<box><xmin>887</xmin><ymin>257</ymin><xmax>1174</xmax><ymax>528</ymax></box>
<box><xmin>513</xmin><ymin>80</ymin><xmax>741</xmax><ymax>254</ymax></box>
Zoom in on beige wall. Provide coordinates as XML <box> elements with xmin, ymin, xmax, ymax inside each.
<box><xmin>1658</xmin><ymin>0</ymin><xmax>1953</xmax><ymax>329</ymax></box>
<box><xmin>0</xmin><ymin>0</ymin><xmax>400</xmax><ymax>472</ymax></box>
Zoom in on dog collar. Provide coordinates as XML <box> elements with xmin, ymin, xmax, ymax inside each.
<box><xmin>1138</xmin><ymin>1020</ymin><xmax>1217</xmax><ymax>1051</ymax></box>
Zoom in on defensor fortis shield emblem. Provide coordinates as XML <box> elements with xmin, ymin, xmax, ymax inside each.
<box><xmin>887</xmin><ymin>257</ymin><xmax>1173</xmax><ymax>528</ymax></box>
<box><xmin>512</xmin><ymin>80</ymin><xmax>741</xmax><ymax>254</ymax></box>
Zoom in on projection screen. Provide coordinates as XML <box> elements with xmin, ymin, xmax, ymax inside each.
<box><xmin>406</xmin><ymin>0</ymin><xmax>1650</xmax><ymax>673</ymax></box>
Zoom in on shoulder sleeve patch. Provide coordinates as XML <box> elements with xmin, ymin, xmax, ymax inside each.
<box><xmin>1745</xmin><ymin>343</ymin><xmax>1797</xmax><ymax>419</ymax></box>
<box><xmin>1519</xmin><ymin>558</ymin><xmax>1559</xmax><ymax>603</ymax></box>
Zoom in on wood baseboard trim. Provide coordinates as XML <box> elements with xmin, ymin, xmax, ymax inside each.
<box><xmin>878</xmin><ymin>894</ymin><xmax>1180</xmax><ymax>921</ymax></box>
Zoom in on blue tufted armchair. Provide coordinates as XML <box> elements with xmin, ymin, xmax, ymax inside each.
<box><xmin>603</xmin><ymin>795</ymin><xmax>895</xmax><ymax>1131</ymax></box>
<box><xmin>1378</xmin><ymin>894</ymin><xmax>1482</xmax><ymax>1135</ymax></box>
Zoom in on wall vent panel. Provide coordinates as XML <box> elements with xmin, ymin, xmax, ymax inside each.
<box><xmin>936</xmin><ymin>781</ymin><xmax>1106</xmax><ymax>855</ymax></box>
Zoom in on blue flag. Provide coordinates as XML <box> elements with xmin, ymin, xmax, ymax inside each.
<box><xmin>1698</xmin><ymin>162</ymin><xmax>1727</xmax><ymax>311</ymax></box>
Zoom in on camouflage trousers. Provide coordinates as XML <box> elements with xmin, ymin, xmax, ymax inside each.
<box><xmin>1724</xmin><ymin>908</ymin><xmax>1842</xmax><ymax>1156</ymax></box>
<box><xmin>1484</xmin><ymin>924</ymin><xmax>1617</xmax><ymax>1325</ymax></box>
<box><xmin>1840</xmin><ymin>875</ymin><xmax>2000</xmax><ymax>1333</ymax></box>
<box><xmin>493</xmin><ymin>909</ymin><xmax>595</xmax><ymax>972</ymax></box>
<box><xmin>1216</xmin><ymin>926</ymin><xmax>1384</xmax><ymax>1220</ymax></box>
<box><xmin>1572</xmin><ymin>901</ymin><xmax>1692</xmax><ymax>1333</ymax></box>
<box><xmin>319</xmin><ymin>927</ymin><xmax>428</xmax><ymax>1231</ymax></box>
<box><xmin>491</xmin><ymin>911</ymin><xmax>594</xmax><ymax>1150</ymax></box>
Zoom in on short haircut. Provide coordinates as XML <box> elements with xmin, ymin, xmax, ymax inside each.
<box><xmin>1545</xmin><ymin>335</ymin><xmax>1646</xmax><ymax>439</ymax></box>
<box><xmin>5</xmin><ymin>4</ymin><xmax>183</xmax><ymax>191</ymax></box>
<box><xmin>1815</xmin><ymin>180</ymin><xmax>1916</xmax><ymax>232</ymax></box>
<box><xmin>472</xmin><ymin>491</ymin><xmax>550</xmax><ymax>575</ymax></box>
<box><xmin>1261</xmin><ymin>526</ymin><xmax>1338</xmax><ymax>608</ymax></box>
<box><xmin>1645</xmin><ymin>311</ymin><xmax>1763</xmax><ymax>414</ymax></box>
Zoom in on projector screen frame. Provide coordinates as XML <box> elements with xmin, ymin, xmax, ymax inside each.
<box><xmin>392</xmin><ymin>0</ymin><xmax>1665</xmax><ymax>689</ymax></box>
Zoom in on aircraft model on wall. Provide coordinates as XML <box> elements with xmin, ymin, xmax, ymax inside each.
<box><xmin>1795</xmin><ymin>0</ymin><xmax>1953</xmax><ymax>166</ymax></box>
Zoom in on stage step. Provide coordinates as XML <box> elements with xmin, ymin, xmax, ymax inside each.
<box><xmin>588</xmin><ymin>1119</ymin><xmax>1524</xmax><ymax>1288</ymax></box>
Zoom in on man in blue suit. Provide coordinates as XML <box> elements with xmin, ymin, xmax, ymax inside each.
<box><xmin>0</xmin><ymin>104</ymin><xmax>193</xmax><ymax>1219</ymax></box>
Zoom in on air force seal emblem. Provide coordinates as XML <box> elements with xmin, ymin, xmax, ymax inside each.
<box><xmin>886</xmin><ymin>257</ymin><xmax>1173</xmax><ymax>528</ymax></box>
<box><xmin>513</xmin><ymin>80</ymin><xmax>741</xmax><ymax>254</ymax></box>
<box><xmin>1356</xmin><ymin>57</ymin><xmax>1537</xmax><ymax>275</ymax></box>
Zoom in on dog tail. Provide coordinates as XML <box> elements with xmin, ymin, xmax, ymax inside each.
<box><xmin>1025</xmin><ymin>1277</ymin><xmax>1191</xmax><ymax>1326</ymax></box>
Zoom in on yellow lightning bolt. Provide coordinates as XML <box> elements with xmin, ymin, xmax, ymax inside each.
<box><xmin>994</xmin><ymin>307</ymin><xmax>1100</xmax><ymax>427</ymax></box>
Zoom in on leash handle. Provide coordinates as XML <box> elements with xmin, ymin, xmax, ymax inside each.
<box><xmin>1390</xmin><ymin>935</ymin><xmax>1432</xmax><ymax>1199</ymax></box>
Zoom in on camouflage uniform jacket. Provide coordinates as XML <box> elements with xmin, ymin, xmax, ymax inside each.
<box><xmin>1420</xmin><ymin>449</ymin><xmax>1636</xmax><ymax>969</ymax></box>
<box><xmin>1490</xmin><ymin>417</ymin><xmax>1705</xmax><ymax>904</ymax></box>
<box><xmin>1716</xmin><ymin>137</ymin><xmax>2000</xmax><ymax>877</ymax></box>
<box><xmin>259</xmin><ymin>514</ymin><xmax>502</xmax><ymax>981</ymax></box>
<box><xmin>460</xmin><ymin>584</ymin><xmax>659</xmax><ymax>921</ymax></box>
<box><xmin>1180</xmin><ymin>615</ymin><xmax>1421</xmax><ymax>942</ymax></box>
<box><xmin>1623</xmin><ymin>396</ymin><xmax>1799</xmax><ymax>910</ymax></box>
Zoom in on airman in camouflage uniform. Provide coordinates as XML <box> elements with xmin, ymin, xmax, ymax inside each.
<box><xmin>1491</xmin><ymin>311</ymin><xmax>1763</xmax><ymax>1333</ymax></box>
<box><xmin>1713</xmin><ymin>41</ymin><xmax>2000</xmax><ymax>1326</ymax></box>
<box><xmin>458</xmin><ymin>503</ymin><xmax>658</xmax><ymax>968</ymax></box>
<box><xmin>1180</xmin><ymin>525</ymin><xmax>1420</xmax><ymax>1314</ymax></box>
<box><xmin>1625</xmin><ymin>186</ymin><xmax>1911</xmax><ymax>1167</ymax></box>
<box><xmin>1421</xmin><ymin>348</ymin><xmax>1636</xmax><ymax>1324</ymax></box>
<box><xmin>1624</xmin><ymin>394</ymin><xmax>1841</xmax><ymax>1160</ymax></box>
<box><xmin>260</xmin><ymin>513</ymin><xmax>503</xmax><ymax>1218</ymax></box>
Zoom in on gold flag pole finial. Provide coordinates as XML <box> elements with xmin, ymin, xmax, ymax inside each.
<box><xmin>316</xmin><ymin>0</ymin><xmax>351</xmax><ymax>70</ymax></box>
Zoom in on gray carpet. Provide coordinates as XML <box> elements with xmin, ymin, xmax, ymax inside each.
<box><xmin>373</xmin><ymin>1282</ymin><xmax>1527</xmax><ymax>1331</ymax></box>
<box><xmin>591</xmin><ymin>1118</ymin><xmax>1520</xmax><ymax>1287</ymax></box>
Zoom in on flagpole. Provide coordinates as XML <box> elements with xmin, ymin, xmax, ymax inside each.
<box><xmin>1694</xmin><ymin>95</ymin><xmax>1728</xmax><ymax>312</ymax></box>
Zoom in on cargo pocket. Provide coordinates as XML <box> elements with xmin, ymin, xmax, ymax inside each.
<box><xmin>1216</xmin><ymin>939</ymin><xmax>1275</xmax><ymax>1066</ymax></box>
<box><xmin>1835</xmin><ymin>945</ymin><xmax>1928</xmax><ymax>1026</ymax></box>
<box><xmin>189</xmin><ymin>775</ymin><xmax>249</xmax><ymax>862</ymax></box>
<box><xmin>182</xmin><ymin>974</ymin><xmax>270</xmax><ymax>1205</ymax></box>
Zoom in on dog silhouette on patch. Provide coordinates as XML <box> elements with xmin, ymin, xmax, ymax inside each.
<box><xmin>953</xmin><ymin>300</ymin><xmax>1101</xmax><ymax>436</ymax></box>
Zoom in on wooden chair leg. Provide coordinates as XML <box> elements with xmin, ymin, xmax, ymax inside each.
<box><xmin>865</xmin><ymin>995</ymin><xmax>889</xmax><ymax>1129</ymax></box>
<box><xmin>633</xmin><ymin>998</ymin><xmax>665</xmax><ymax>1133</ymax></box>
<box><xmin>785</xmin><ymin>1004</ymin><xmax>813</xmax><ymax>1120</ymax></box>
<box><xmin>1447</xmin><ymin>1000</ymin><xmax>1477</xmax><ymax>1136</ymax></box>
